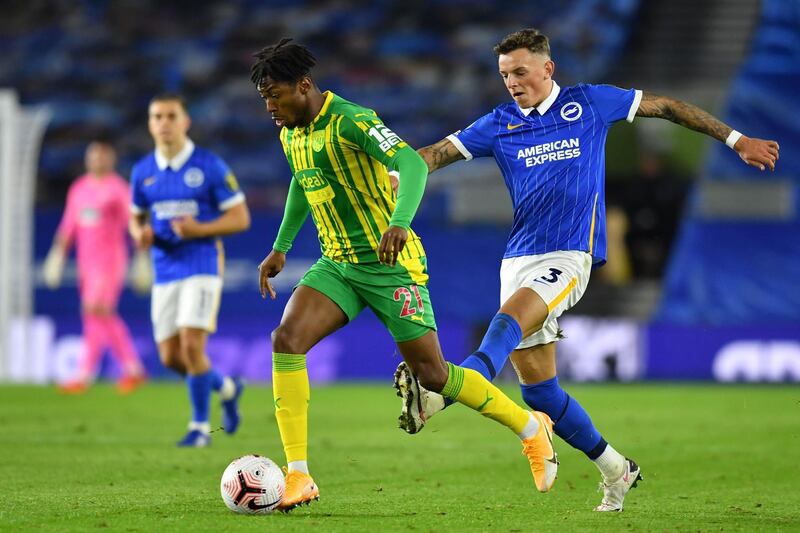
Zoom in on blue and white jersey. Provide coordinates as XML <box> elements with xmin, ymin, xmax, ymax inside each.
<box><xmin>130</xmin><ymin>139</ymin><xmax>245</xmax><ymax>284</ymax></box>
<box><xmin>448</xmin><ymin>81</ymin><xmax>641</xmax><ymax>265</ymax></box>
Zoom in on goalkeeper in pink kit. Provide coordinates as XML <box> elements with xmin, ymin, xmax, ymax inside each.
<box><xmin>44</xmin><ymin>141</ymin><xmax>147</xmax><ymax>393</ymax></box>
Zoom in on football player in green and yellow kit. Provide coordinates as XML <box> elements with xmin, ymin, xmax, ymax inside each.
<box><xmin>251</xmin><ymin>39</ymin><xmax>558</xmax><ymax>511</ymax></box>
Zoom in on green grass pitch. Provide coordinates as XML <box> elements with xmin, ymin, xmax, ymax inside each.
<box><xmin>1</xmin><ymin>382</ymin><xmax>798</xmax><ymax>531</ymax></box>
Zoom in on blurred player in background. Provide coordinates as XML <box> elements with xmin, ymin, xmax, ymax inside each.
<box><xmin>394</xmin><ymin>28</ymin><xmax>780</xmax><ymax>511</ymax></box>
<box><xmin>252</xmin><ymin>39</ymin><xmax>558</xmax><ymax>511</ymax></box>
<box><xmin>43</xmin><ymin>140</ymin><xmax>147</xmax><ymax>394</ymax></box>
<box><xmin>129</xmin><ymin>94</ymin><xmax>251</xmax><ymax>447</ymax></box>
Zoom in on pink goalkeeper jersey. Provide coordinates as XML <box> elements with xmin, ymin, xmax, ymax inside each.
<box><xmin>57</xmin><ymin>173</ymin><xmax>130</xmax><ymax>280</ymax></box>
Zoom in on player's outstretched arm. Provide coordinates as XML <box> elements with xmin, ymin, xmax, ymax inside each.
<box><xmin>417</xmin><ymin>137</ymin><xmax>466</xmax><ymax>174</ymax></box>
<box><xmin>636</xmin><ymin>92</ymin><xmax>780</xmax><ymax>171</ymax></box>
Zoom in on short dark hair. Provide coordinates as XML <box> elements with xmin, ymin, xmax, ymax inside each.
<box><xmin>88</xmin><ymin>137</ymin><xmax>115</xmax><ymax>149</ymax></box>
<box><xmin>250</xmin><ymin>38</ymin><xmax>317</xmax><ymax>88</ymax></box>
<box><xmin>149</xmin><ymin>92</ymin><xmax>189</xmax><ymax>113</ymax></box>
<box><xmin>493</xmin><ymin>28</ymin><xmax>550</xmax><ymax>57</ymax></box>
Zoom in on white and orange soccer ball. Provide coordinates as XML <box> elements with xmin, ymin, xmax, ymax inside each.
<box><xmin>220</xmin><ymin>455</ymin><xmax>285</xmax><ymax>514</ymax></box>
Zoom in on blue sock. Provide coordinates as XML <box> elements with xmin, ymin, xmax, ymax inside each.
<box><xmin>461</xmin><ymin>313</ymin><xmax>522</xmax><ymax>380</ymax></box>
<box><xmin>440</xmin><ymin>313</ymin><xmax>523</xmax><ymax>408</ymax></box>
<box><xmin>208</xmin><ymin>369</ymin><xmax>223</xmax><ymax>392</ymax></box>
<box><xmin>520</xmin><ymin>376</ymin><xmax>607</xmax><ymax>459</ymax></box>
<box><xmin>186</xmin><ymin>371</ymin><xmax>213</xmax><ymax>424</ymax></box>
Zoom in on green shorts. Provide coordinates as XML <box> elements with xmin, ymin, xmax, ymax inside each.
<box><xmin>297</xmin><ymin>256</ymin><xmax>437</xmax><ymax>343</ymax></box>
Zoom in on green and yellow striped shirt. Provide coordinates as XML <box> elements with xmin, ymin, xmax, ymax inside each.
<box><xmin>278</xmin><ymin>91</ymin><xmax>426</xmax><ymax>264</ymax></box>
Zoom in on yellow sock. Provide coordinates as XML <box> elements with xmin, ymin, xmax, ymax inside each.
<box><xmin>441</xmin><ymin>362</ymin><xmax>530</xmax><ymax>434</ymax></box>
<box><xmin>272</xmin><ymin>352</ymin><xmax>310</xmax><ymax>464</ymax></box>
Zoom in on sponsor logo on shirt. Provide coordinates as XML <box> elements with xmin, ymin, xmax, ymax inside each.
<box><xmin>184</xmin><ymin>167</ymin><xmax>205</xmax><ymax>188</ymax></box>
<box><xmin>152</xmin><ymin>200</ymin><xmax>199</xmax><ymax>220</ymax></box>
<box><xmin>560</xmin><ymin>102</ymin><xmax>583</xmax><ymax>121</ymax></box>
<box><xmin>79</xmin><ymin>207</ymin><xmax>100</xmax><ymax>225</ymax></box>
<box><xmin>225</xmin><ymin>172</ymin><xmax>240</xmax><ymax>192</ymax></box>
<box><xmin>517</xmin><ymin>138</ymin><xmax>581</xmax><ymax>167</ymax></box>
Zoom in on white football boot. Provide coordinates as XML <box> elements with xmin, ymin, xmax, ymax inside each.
<box><xmin>594</xmin><ymin>458</ymin><xmax>642</xmax><ymax>512</ymax></box>
<box><xmin>393</xmin><ymin>361</ymin><xmax>445</xmax><ymax>434</ymax></box>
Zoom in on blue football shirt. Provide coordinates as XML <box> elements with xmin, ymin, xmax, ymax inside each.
<box><xmin>130</xmin><ymin>139</ymin><xmax>245</xmax><ymax>283</ymax></box>
<box><xmin>448</xmin><ymin>81</ymin><xmax>641</xmax><ymax>265</ymax></box>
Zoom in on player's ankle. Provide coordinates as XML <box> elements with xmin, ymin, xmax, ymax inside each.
<box><xmin>287</xmin><ymin>460</ymin><xmax>309</xmax><ymax>474</ymax></box>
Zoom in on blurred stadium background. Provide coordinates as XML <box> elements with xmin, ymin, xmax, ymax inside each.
<box><xmin>1</xmin><ymin>0</ymin><xmax>798</xmax><ymax>386</ymax></box>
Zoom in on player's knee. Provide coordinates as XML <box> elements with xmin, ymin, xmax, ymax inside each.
<box><xmin>271</xmin><ymin>325</ymin><xmax>306</xmax><ymax>355</ymax></box>
<box><xmin>180</xmin><ymin>340</ymin><xmax>205</xmax><ymax>366</ymax></box>
<box><xmin>159</xmin><ymin>351</ymin><xmax>183</xmax><ymax>372</ymax></box>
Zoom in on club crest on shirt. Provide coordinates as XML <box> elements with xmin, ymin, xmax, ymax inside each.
<box><xmin>560</xmin><ymin>102</ymin><xmax>583</xmax><ymax>122</ymax></box>
<box><xmin>184</xmin><ymin>167</ymin><xmax>205</xmax><ymax>188</ymax></box>
<box><xmin>311</xmin><ymin>130</ymin><xmax>326</xmax><ymax>152</ymax></box>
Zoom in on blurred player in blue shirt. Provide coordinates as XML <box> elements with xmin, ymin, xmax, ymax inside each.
<box><xmin>130</xmin><ymin>94</ymin><xmax>251</xmax><ymax>447</ymax></box>
<box><xmin>394</xmin><ymin>28</ymin><xmax>779</xmax><ymax>511</ymax></box>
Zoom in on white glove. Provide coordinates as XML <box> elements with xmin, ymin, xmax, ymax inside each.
<box><xmin>130</xmin><ymin>249</ymin><xmax>153</xmax><ymax>295</ymax></box>
<box><xmin>42</xmin><ymin>248</ymin><xmax>65</xmax><ymax>289</ymax></box>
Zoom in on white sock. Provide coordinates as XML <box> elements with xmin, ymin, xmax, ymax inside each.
<box><xmin>517</xmin><ymin>412</ymin><xmax>540</xmax><ymax>440</ymax></box>
<box><xmin>219</xmin><ymin>377</ymin><xmax>236</xmax><ymax>400</ymax></box>
<box><xmin>287</xmin><ymin>460</ymin><xmax>309</xmax><ymax>474</ymax></box>
<box><xmin>188</xmin><ymin>421</ymin><xmax>211</xmax><ymax>434</ymax></box>
<box><xmin>593</xmin><ymin>443</ymin><xmax>626</xmax><ymax>481</ymax></box>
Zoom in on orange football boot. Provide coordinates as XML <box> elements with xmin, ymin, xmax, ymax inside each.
<box><xmin>278</xmin><ymin>469</ymin><xmax>320</xmax><ymax>511</ymax></box>
<box><xmin>521</xmin><ymin>411</ymin><xmax>559</xmax><ymax>492</ymax></box>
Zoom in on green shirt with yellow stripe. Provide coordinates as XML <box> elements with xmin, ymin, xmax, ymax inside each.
<box><xmin>275</xmin><ymin>91</ymin><xmax>427</xmax><ymax>266</ymax></box>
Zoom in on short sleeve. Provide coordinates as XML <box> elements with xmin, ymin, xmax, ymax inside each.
<box><xmin>447</xmin><ymin>112</ymin><xmax>496</xmax><ymax>160</ymax></box>
<box><xmin>337</xmin><ymin>115</ymin><xmax>409</xmax><ymax>170</ymax></box>
<box><xmin>208</xmin><ymin>155</ymin><xmax>245</xmax><ymax>211</ymax></box>
<box><xmin>585</xmin><ymin>84</ymin><xmax>642</xmax><ymax>125</ymax></box>
<box><xmin>130</xmin><ymin>164</ymin><xmax>148</xmax><ymax>214</ymax></box>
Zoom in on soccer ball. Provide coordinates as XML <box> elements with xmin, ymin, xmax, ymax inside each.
<box><xmin>220</xmin><ymin>455</ymin><xmax>285</xmax><ymax>514</ymax></box>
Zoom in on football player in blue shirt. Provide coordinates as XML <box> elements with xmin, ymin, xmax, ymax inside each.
<box><xmin>394</xmin><ymin>28</ymin><xmax>779</xmax><ymax>510</ymax></box>
<box><xmin>130</xmin><ymin>94</ymin><xmax>251</xmax><ymax>447</ymax></box>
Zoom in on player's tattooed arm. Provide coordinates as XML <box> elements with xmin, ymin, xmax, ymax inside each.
<box><xmin>636</xmin><ymin>91</ymin><xmax>780</xmax><ymax>171</ymax></box>
<box><xmin>417</xmin><ymin>138</ymin><xmax>465</xmax><ymax>173</ymax></box>
<box><xmin>636</xmin><ymin>92</ymin><xmax>732</xmax><ymax>142</ymax></box>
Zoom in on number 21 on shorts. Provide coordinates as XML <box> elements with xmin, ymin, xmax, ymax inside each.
<box><xmin>394</xmin><ymin>285</ymin><xmax>424</xmax><ymax>317</ymax></box>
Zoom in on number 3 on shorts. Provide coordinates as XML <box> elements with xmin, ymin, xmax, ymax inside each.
<box><xmin>394</xmin><ymin>285</ymin><xmax>425</xmax><ymax>317</ymax></box>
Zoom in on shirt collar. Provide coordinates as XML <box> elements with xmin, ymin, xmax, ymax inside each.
<box><xmin>155</xmin><ymin>138</ymin><xmax>195</xmax><ymax>171</ymax></box>
<box><xmin>519</xmin><ymin>80</ymin><xmax>561</xmax><ymax>116</ymax></box>
<box><xmin>311</xmin><ymin>91</ymin><xmax>335</xmax><ymax>125</ymax></box>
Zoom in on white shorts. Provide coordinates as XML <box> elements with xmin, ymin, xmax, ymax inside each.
<box><xmin>151</xmin><ymin>275</ymin><xmax>223</xmax><ymax>343</ymax></box>
<box><xmin>500</xmin><ymin>251</ymin><xmax>592</xmax><ymax>349</ymax></box>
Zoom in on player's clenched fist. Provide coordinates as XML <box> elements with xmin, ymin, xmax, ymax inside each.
<box><xmin>171</xmin><ymin>216</ymin><xmax>205</xmax><ymax>239</ymax></box>
<box><xmin>258</xmin><ymin>250</ymin><xmax>285</xmax><ymax>300</ymax></box>
<box><xmin>378</xmin><ymin>225</ymin><xmax>407</xmax><ymax>266</ymax></box>
<box><xmin>733</xmin><ymin>136</ymin><xmax>780</xmax><ymax>171</ymax></box>
<box><xmin>133</xmin><ymin>223</ymin><xmax>154</xmax><ymax>249</ymax></box>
